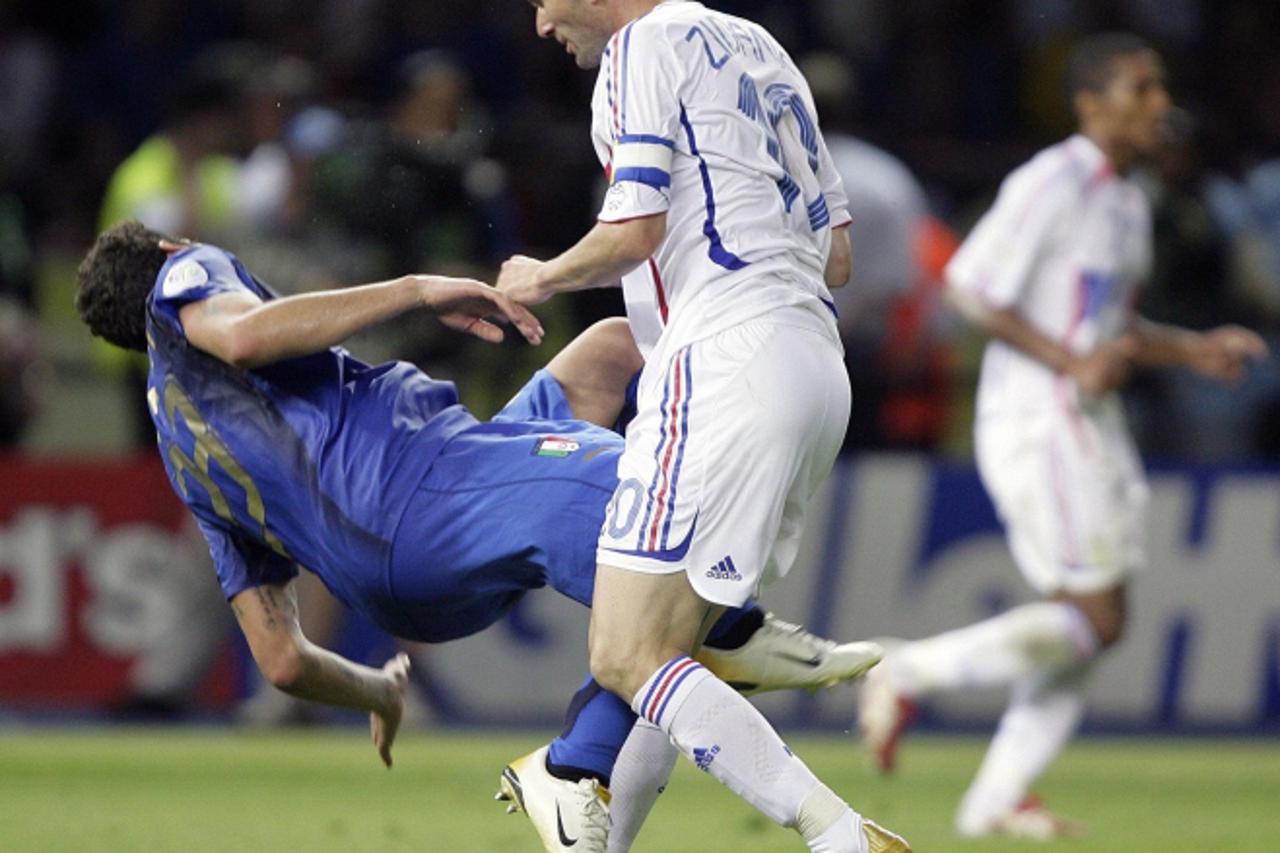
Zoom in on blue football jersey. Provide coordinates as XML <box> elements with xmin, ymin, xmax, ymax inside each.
<box><xmin>144</xmin><ymin>244</ymin><xmax>478</xmax><ymax>617</ymax></box>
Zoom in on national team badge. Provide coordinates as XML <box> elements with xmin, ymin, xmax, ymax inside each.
<box><xmin>162</xmin><ymin>258</ymin><xmax>209</xmax><ymax>297</ymax></box>
<box><xmin>534</xmin><ymin>436</ymin><xmax>581</xmax><ymax>458</ymax></box>
<box><xmin>603</xmin><ymin>183</ymin><xmax>626</xmax><ymax>213</ymax></box>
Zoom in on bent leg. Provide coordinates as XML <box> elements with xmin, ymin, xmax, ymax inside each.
<box><xmin>590</xmin><ymin>564</ymin><xmax>866</xmax><ymax>850</ymax></box>
<box><xmin>545</xmin><ymin>318</ymin><xmax>643</xmax><ymax>428</ymax></box>
<box><xmin>546</xmin><ymin>603</ymin><xmax>763</xmax><ymax>785</ymax></box>
<box><xmin>588</xmin><ymin>565</ymin><xmax>716</xmax><ymax>698</ymax></box>
<box><xmin>955</xmin><ymin>661</ymin><xmax>1092</xmax><ymax>837</ymax></box>
<box><xmin>548</xmin><ymin>600</ymin><xmax>875</xmax><ymax>814</ymax></box>
<box><xmin>881</xmin><ymin>599</ymin><xmax>1099</xmax><ymax>698</ymax></box>
<box><xmin>861</xmin><ymin>595</ymin><xmax>1104</xmax><ymax>774</ymax></box>
<box><xmin>547</xmin><ymin>676</ymin><xmax>637</xmax><ymax>787</ymax></box>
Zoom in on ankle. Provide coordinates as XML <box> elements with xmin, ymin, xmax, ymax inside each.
<box><xmin>545</xmin><ymin>758</ymin><xmax>611</xmax><ymax>790</ymax></box>
<box><xmin>795</xmin><ymin>783</ymin><xmax>851</xmax><ymax>839</ymax></box>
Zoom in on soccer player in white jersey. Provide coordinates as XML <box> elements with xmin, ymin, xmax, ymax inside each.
<box><xmin>858</xmin><ymin>33</ymin><xmax>1268</xmax><ymax>840</ymax></box>
<box><xmin>497</xmin><ymin>2</ymin><xmax>908</xmax><ymax>852</ymax></box>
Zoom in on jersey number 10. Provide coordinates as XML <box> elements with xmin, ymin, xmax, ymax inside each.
<box><xmin>159</xmin><ymin>377</ymin><xmax>290</xmax><ymax>558</ymax></box>
<box><xmin>735</xmin><ymin>74</ymin><xmax>830</xmax><ymax>232</ymax></box>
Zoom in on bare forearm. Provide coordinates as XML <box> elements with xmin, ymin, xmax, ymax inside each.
<box><xmin>1128</xmin><ymin>317</ymin><xmax>1199</xmax><ymax>367</ymax></box>
<box><xmin>231</xmin><ymin>277</ymin><xmax>423</xmax><ymax>367</ymax></box>
<box><xmin>232</xmin><ymin>582</ymin><xmax>407</xmax><ymax>766</ymax></box>
<box><xmin>985</xmin><ymin>309</ymin><xmax>1077</xmax><ymax>371</ymax></box>
<box><xmin>948</xmin><ymin>290</ymin><xmax>1074</xmax><ymax>373</ymax></box>
<box><xmin>536</xmin><ymin>222</ymin><xmax>654</xmax><ymax>295</ymax></box>
<box><xmin>233</xmin><ymin>583</ymin><xmax>392</xmax><ymax>715</ymax></box>
<box><xmin>825</xmin><ymin>225</ymin><xmax>852</xmax><ymax>289</ymax></box>
<box><xmin>280</xmin><ymin>641</ymin><xmax>394</xmax><ymax>713</ymax></box>
<box><xmin>947</xmin><ymin>288</ymin><xmax>1141</xmax><ymax>396</ymax></box>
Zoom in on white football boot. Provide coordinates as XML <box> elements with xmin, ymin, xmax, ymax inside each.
<box><xmin>497</xmin><ymin>745</ymin><xmax>611</xmax><ymax>852</ymax></box>
<box><xmin>695</xmin><ymin>613</ymin><xmax>883</xmax><ymax>696</ymax></box>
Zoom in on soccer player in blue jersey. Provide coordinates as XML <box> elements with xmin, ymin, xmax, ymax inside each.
<box><xmin>74</xmin><ymin>220</ymin><xmax>878</xmax><ymax>793</ymax></box>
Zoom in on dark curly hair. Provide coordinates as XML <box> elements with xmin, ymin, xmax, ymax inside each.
<box><xmin>1066</xmin><ymin>32</ymin><xmax>1153</xmax><ymax>98</ymax></box>
<box><xmin>75</xmin><ymin>220</ymin><xmax>173</xmax><ymax>352</ymax></box>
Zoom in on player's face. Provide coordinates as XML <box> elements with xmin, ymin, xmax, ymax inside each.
<box><xmin>1094</xmin><ymin>51</ymin><xmax>1171</xmax><ymax>155</ymax></box>
<box><xmin>530</xmin><ymin>0</ymin><xmax>613</xmax><ymax>69</ymax></box>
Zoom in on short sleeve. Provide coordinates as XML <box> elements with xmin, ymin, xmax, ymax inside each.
<box><xmin>195</xmin><ymin>515</ymin><xmax>298</xmax><ymax>600</ymax></box>
<box><xmin>597</xmin><ymin>22</ymin><xmax>683</xmax><ymax>223</ymax></box>
<box><xmin>790</xmin><ymin>68</ymin><xmax>851</xmax><ymax>231</ymax></box>
<box><xmin>150</xmin><ymin>246</ymin><xmax>254</xmax><ymax>330</ymax></box>
<box><xmin>945</xmin><ymin>161</ymin><xmax>1075</xmax><ymax>310</ymax></box>
<box><xmin>815</xmin><ymin>136</ymin><xmax>851</xmax><ymax>230</ymax></box>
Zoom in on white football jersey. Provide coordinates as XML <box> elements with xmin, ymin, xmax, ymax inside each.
<box><xmin>589</xmin><ymin>0</ymin><xmax>851</xmax><ymax>360</ymax></box>
<box><xmin>945</xmin><ymin>134</ymin><xmax>1153</xmax><ymax>419</ymax></box>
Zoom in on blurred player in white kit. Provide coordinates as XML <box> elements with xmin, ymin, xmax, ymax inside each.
<box><xmin>498</xmin><ymin>1</ymin><xmax>906</xmax><ymax>851</ymax></box>
<box><xmin>858</xmin><ymin>32</ymin><xmax>1268</xmax><ymax>840</ymax></box>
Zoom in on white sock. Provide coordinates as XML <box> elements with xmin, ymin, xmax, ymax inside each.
<box><xmin>798</xmin><ymin>786</ymin><xmax>867</xmax><ymax>853</ymax></box>
<box><xmin>631</xmin><ymin>655</ymin><xmax>859</xmax><ymax>849</ymax></box>
<box><xmin>606</xmin><ymin>720</ymin><xmax>678</xmax><ymax>853</ymax></box>
<box><xmin>955</xmin><ymin>661</ymin><xmax>1091</xmax><ymax>835</ymax></box>
<box><xmin>890</xmin><ymin>601</ymin><xmax>1098</xmax><ymax>696</ymax></box>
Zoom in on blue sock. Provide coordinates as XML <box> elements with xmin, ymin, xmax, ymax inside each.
<box><xmin>544</xmin><ymin>604</ymin><xmax>764</xmax><ymax>786</ymax></box>
<box><xmin>547</xmin><ymin>676</ymin><xmax>637</xmax><ymax>787</ymax></box>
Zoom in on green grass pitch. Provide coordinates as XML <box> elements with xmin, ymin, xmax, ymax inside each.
<box><xmin>2</xmin><ymin>729</ymin><xmax>1278</xmax><ymax>851</ymax></box>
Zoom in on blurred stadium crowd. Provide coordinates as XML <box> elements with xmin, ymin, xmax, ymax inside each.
<box><xmin>4</xmin><ymin>0</ymin><xmax>1280</xmax><ymax>459</ymax></box>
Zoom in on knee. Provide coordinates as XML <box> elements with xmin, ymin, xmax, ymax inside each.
<box><xmin>1070</xmin><ymin>597</ymin><xmax>1125</xmax><ymax>650</ymax></box>
<box><xmin>592</xmin><ymin>318</ymin><xmax>644</xmax><ymax>370</ymax></box>
<box><xmin>1090</xmin><ymin>608</ymin><xmax>1126</xmax><ymax>649</ymax></box>
<box><xmin>1088</xmin><ymin>592</ymin><xmax>1127</xmax><ymax>650</ymax></box>
<box><xmin>588</xmin><ymin>637</ymin><xmax>640</xmax><ymax>700</ymax></box>
<box><xmin>1058</xmin><ymin>587</ymin><xmax>1127</xmax><ymax>652</ymax></box>
<box><xmin>588</xmin><ymin>630</ymin><xmax>674</xmax><ymax>701</ymax></box>
<box><xmin>587</xmin><ymin>319</ymin><xmax>644</xmax><ymax>389</ymax></box>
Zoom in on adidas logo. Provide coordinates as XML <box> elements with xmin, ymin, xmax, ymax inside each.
<box><xmin>705</xmin><ymin>555</ymin><xmax>742</xmax><ymax>581</ymax></box>
<box><xmin>692</xmin><ymin>744</ymin><xmax>721</xmax><ymax>772</ymax></box>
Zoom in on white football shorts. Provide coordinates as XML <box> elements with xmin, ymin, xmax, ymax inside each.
<box><xmin>975</xmin><ymin>399</ymin><xmax>1149</xmax><ymax>596</ymax></box>
<box><xmin>597</xmin><ymin>304</ymin><xmax>850</xmax><ymax>607</ymax></box>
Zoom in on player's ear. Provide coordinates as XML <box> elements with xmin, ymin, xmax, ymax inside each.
<box><xmin>1072</xmin><ymin>90</ymin><xmax>1097</xmax><ymax>127</ymax></box>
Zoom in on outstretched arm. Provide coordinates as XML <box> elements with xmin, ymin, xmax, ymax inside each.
<box><xmin>230</xmin><ymin>580</ymin><xmax>410</xmax><ymax>767</ymax></box>
<box><xmin>180</xmin><ymin>275</ymin><xmax>544</xmax><ymax>369</ymax></box>
<box><xmin>496</xmin><ymin>214</ymin><xmax>667</xmax><ymax>306</ymax></box>
<box><xmin>1128</xmin><ymin>317</ymin><xmax>1268</xmax><ymax>383</ymax></box>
